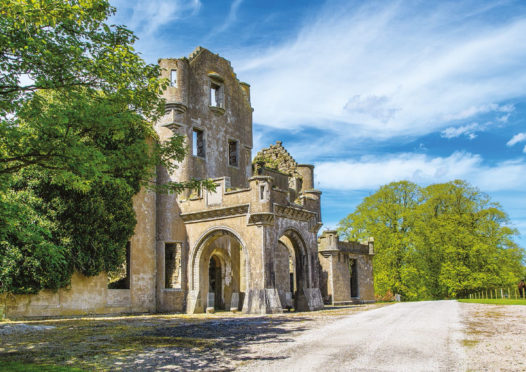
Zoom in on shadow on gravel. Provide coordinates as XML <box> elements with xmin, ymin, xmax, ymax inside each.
<box><xmin>0</xmin><ymin>315</ymin><xmax>311</xmax><ymax>371</ymax></box>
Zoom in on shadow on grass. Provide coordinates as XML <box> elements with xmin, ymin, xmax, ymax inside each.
<box><xmin>0</xmin><ymin>315</ymin><xmax>312</xmax><ymax>371</ymax></box>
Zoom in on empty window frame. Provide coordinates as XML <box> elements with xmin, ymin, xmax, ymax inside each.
<box><xmin>259</xmin><ymin>183</ymin><xmax>268</xmax><ymax>201</ymax></box>
<box><xmin>165</xmin><ymin>243</ymin><xmax>180</xmax><ymax>289</ymax></box>
<box><xmin>210</xmin><ymin>81</ymin><xmax>224</xmax><ymax>108</ymax></box>
<box><xmin>192</xmin><ymin>128</ymin><xmax>205</xmax><ymax>158</ymax></box>
<box><xmin>228</xmin><ymin>139</ymin><xmax>238</xmax><ymax>167</ymax></box>
<box><xmin>108</xmin><ymin>241</ymin><xmax>131</xmax><ymax>289</ymax></box>
<box><xmin>170</xmin><ymin>69</ymin><xmax>177</xmax><ymax>87</ymax></box>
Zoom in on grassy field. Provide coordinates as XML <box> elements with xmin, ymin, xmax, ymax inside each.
<box><xmin>459</xmin><ymin>298</ymin><xmax>526</xmax><ymax>305</ymax></box>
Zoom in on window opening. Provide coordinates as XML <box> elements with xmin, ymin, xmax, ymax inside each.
<box><xmin>192</xmin><ymin>129</ymin><xmax>205</xmax><ymax>158</ymax></box>
<box><xmin>350</xmin><ymin>258</ymin><xmax>358</xmax><ymax>297</ymax></box>
<box><xmin>170</xmin><ymin>69</ymin><xmax>177</xmax><ymax>87</ymax></box>
<box><xmin>260</xmin><ymin>184</ymin><xmax>266</xmax><ymax>200</ymax></box>
<box><xmin>228</xmin><ymin>140</ymin><xmax>238</xmax><ymax>167</ymax></box>
<box><xmin>165</xmin><ymin>243</ymin><xmax>178</xmax><ymax>288</ymax></box>
<box><xmin>210</xmin><ymin>81</ymin><xmax>224</xmax><ymax>107</ymax></box>
<box><xmin>108</xmin><ymin>241</ymin><xmax>130</xmax><ymax>289</ymax></box>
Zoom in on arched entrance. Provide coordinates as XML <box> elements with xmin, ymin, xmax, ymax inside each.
<box><xmin>275</xmin><ymin>228</ymin><xmax>310</xmax><ymax>311</ymax></box>
<box><xmin>188</xmin><ymin>228</ymin><xmax>248</xmax><ymax>313</ymax></box>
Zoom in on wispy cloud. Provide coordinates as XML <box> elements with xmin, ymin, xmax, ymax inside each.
<box><xmin>315</xmin><ymin>152</ymin><xmax>526</xmax><ymax>192</ymax></box>
<box><xmin>440</xmin><ymin>104</ymin><xmax>514</xmax><ymax>139</ymax></box>
<box><xmin>441</xmin><ymin>123</ymin><xmax>480</xmax><ymax>139</ymax></box>
<box><xmin>111</xmin><ymin>0</ymin><xmax>201</xmax><ymax>35</ymax></box>
<box><xmin>210</xmin><ymin>0</ymin><xmax>243</xmax><ymax>35</ymax></box>
<box><xmin>233</xmin><ymin>1</ymin><xmax>526</xmax><ymax>141</ymax></box>
<box><xmin>507</xmin><ymin>133</ymin><xmax>526</xmax><ymax>146</ymax></box>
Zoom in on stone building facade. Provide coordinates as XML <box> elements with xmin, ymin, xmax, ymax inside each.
<box><xmin>6</xmin><ymin>47</ymin><xmax>374</xmax><ymax>318</ymax></box>
<box><xmin>318</xmin><ymin>231</ymin><xmax>375</xmax><ymax>304</ymax></box>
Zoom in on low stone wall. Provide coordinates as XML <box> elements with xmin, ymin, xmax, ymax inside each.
<box><xmin>5</xmin><ymin>272</ymin><xmax>132</xmax><ymax>319</ymax></box>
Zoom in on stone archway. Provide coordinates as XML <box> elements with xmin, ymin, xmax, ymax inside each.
<box><xmin>187</xmin><ymin>228</ymin><xmax>249</xmax><ymax>313</ymax></box>
<box><xmin>275</xmin><ymin>228</ymin><xmax>310</xmax><ymax>311</ymax></box>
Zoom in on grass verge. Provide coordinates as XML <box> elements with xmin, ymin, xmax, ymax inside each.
<box><xmin>458</xmin><ymin>298</ymin><xmax>526</xmax><ymax>305</ymax></box>
<box><xmin>0</xmin><ymin>361</ymin><xmax>84</xmax><ymax>372</ymax></box>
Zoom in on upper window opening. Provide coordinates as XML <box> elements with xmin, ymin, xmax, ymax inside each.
<box><xmin>193</xmin><ymin>129</ymin><xmax>205</xmax><ymax>158</ymax></box>
<box><xmin>210</xmin><ymin>81</ymin><xmax>224</xmax><ymax>108</ymax></box>
<box><xmin>228</xmin><ymin>140</ymin><xmax>238</xmax><ymax>167</ymax></box>
<box><xmin>170</xmin><ymin>69</ymin><xmax>177</xmax><ymax>87</ymax></box>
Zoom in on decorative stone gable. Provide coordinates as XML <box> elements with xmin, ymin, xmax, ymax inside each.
<box><xmin>253</xmin><ymin>141</ymin><xmax>300</xmax><ymax>177</ymax></box>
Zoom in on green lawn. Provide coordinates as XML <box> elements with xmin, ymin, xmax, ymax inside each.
<box><xmin>0</xmin><ymin>362</ymin><xmax>84</xmax><ymax>372</ymax></box>
<box><xmin>459</xmin><ymin>298</ymin><xmax>526</xmax><ymax>305</ymax></box>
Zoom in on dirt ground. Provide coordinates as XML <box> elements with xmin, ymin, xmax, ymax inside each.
<box><xmin>460</xmin><ymin>302</ymin><xmax>526</xmax><ymax>372</ymax></box>
<box><xmin>0</xmin><ymin>303</ymin><xmax>390</xmax><ymax>371</ymax></box>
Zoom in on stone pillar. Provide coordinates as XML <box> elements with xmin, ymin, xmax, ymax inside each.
<box><xmin>296</xmin><ymin>164</ymin><xmax>315</xmax><ymax>192</ymax></box>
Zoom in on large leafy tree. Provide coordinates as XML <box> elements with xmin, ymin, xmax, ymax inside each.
<box><xmin>339</xmin><ymin>180</ymin><xmax>524</xmax><ymax>300</ymax></box>
<box><xmin>338</xmin><ymin>181</ymin><xmax>422</xmax><ymax>298</ymax></box>
<box><xmin>0</xmin><ymin>0</ymin><xmax>208</xmax><ymax>295</ymax></box>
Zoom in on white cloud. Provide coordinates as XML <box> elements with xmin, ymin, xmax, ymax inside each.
<box><xmin>232</xmin><ymin>1</ymin><xmax>526</xmax><ymax>140</ymax></box>
<box><xmin>441</xmin><ymin>122</ymin><xmax>480</xmax><ymax>139</ymax></box>
<box><xmin>507</xmin><ymin>133</ymin><xmax>526</xmax><ymax>146</ymax></box>
<box><xmin>315</xmin><ymin>152</ymin><xmax>526</xmax><ymax>192</ymax></box>
<box><xmin>111</xmin><ymin>0</ymin><xmax>201</xmax><ymax>35</ymax></box>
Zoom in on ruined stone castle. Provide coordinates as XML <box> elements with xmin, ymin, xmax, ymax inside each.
<box><xmin>7</xmin><ymin>47</ymin><xmax>374</xmax><ymax>318</ymax></box>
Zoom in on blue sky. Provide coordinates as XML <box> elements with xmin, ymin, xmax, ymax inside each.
<box><xmin>111</xmin><ymin>0</ymin><xmax>526</xmax><ymax>246</ymax></box>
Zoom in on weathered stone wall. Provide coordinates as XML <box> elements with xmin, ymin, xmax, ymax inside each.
<box><xmin>130</xmin><ymin>187</ymin><xmax>157</xmax><ymax>313</ymax></box>
<box><xmin>6</xmin><ymin>272</ymin><xmax>131</xmax><ymax>319</ymax></box>
<box><xmin>318</xmin><ymin>253</ymin><xmax>331</xmax><ymax>303</ymax></box>
<box><xmin>356</xmin><ymin>255</ymin><xmax>375</xmax><ymax>302</ymax></box>
<box><xmin>331</xmin><ymin>254</ymin><xmax>352</xmax><ymax>302</ymax></box>
<box><xmin>274</xmin><ymin>241</ymin><xmax>292</xmax><ymax>308</ymax></box>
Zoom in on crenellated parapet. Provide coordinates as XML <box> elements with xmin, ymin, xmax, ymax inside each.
<box><xmin>178</xmin><ymin>174</ymin><xmax>321</xmax><ymax>233</ymax></box>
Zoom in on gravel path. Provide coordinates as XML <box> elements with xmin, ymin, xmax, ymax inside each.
<box><xmin>461</xmin><ymin>302</ymin><xmax>526</xmax><ymax>371</ymax></box>
<box><xmin>239</xmin><ymin>301</ymin><xmax>466</xmax><ymax>372</ymax></box>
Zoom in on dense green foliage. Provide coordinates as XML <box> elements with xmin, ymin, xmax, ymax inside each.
<box><xmin>0</xmin><ymin>0</ymin><xmax>211</xmax><ymax>294</ymax></box>
<box><xmin>338</xmin><ymin>180</ymin><xmax>525</xmax><ymax>300</ymax></box>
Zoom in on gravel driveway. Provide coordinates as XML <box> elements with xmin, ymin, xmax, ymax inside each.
<box><xmin>239</xmin><ymin>300</ymin><xmax>466</xmax><ymax>372</ymax></box>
